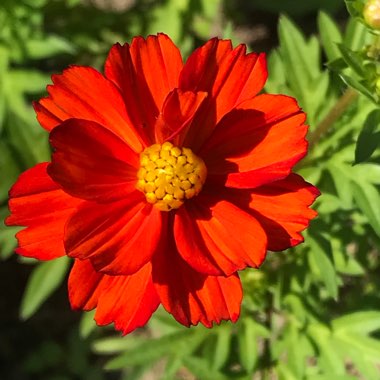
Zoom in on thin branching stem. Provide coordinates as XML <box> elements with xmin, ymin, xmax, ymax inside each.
<box><xmin>309</xmin><ymin>88</ymin><xmax>359</xmax><ymax>148</ymax></box>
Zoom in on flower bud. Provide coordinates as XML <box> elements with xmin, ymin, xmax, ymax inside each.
<box><xmin>364</xmin><ymin>0</ymin><xmax>380</xmax><ymax>29</ymax></box>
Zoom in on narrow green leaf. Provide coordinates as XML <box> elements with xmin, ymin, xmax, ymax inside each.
<box><xmin>79</xmin><ymin>309</ymin><xmax>97</xmax><ymax>339</ymax></box>
<box><xmin>0</xmin><ymin>45</ymin><xmax>9</xmax><ymax>133</ymax></box>
<box><xmin>212</xmin><ymin>324</ymin><xmax>231</xmax><ymax>370</ymax></box>
<box><xmin>327</xmin><ymin>161</ymin><xmax>354</xmax><ymax>209</ymax></box>
<box><xmin>0</xmin><ymin>141</ymin><xmax>20</xmax><ymax>202</ymax></box>
<box><xmin>286</xmin><ymin>327</ymin><xmax>305</xmax><ymax>378</ymax></box>
<box><xmin>183</xmin><ymin>357</ymin><xmax>229</xmax><ymax>380</ymax></box>
<box><xmin>0</xmin><ymin>206</ymin><xmax>19</xmax><ymax>260</ymax></box>
<box><xmin>344</xmin><ymin>17</ymin><xmax>368</xmax><ymax>50</ymax></box>
<box><xmin>20</xmin><ymin>256</ymin><xmax>70</xmax><ymax>320</ymax></box>
<box><xmin>308</xmin><ymin>375</ymin><xmax>358</xmax><ymax>380</ymax></box>
<box><xmin>237</xmin><ymin>318</ymin><xmax>258</xmax><ymax>373</ymax></box>
<box><xmin>339</xmin><ymin>73</ymin><xmax>376</xmax><ymax>103</ymax></box>
<box><xmin>105</xmin><ymin>328</ymin><xmax>208</xmax><ymax>370</ymax></box>
<box><xmin>318</xmin><ymin>11</ymin><xmax>343</xmax><ymax>61</ymax></box>
<box><xmin>278</xmin><ymin>15</ymin><xmax>310</xmax><ymax>98</ymax></box>
<box><xmin>332</xmin><ymin>311</ymin><xmax>380</xmax><ymax>335</ymax></box>
<box><xmin>92</xmin><ymin>335</ymin><xmax>142</xmax><ymax>355</ymax></box>
<box><xmin>351</xmin><ymin>181</ymin><xmax>380</xmax><ymax>236</ymax></box>
<box><xmin>351</xmin><ymin>163</ymin><xmax>380</xmax><ymax>184</ymax></box>
<box><xmin>355</xmin><ymin>109</ymin><xmax>380</xmax><ymax>163</ymax></box>
<box><xmin>326</xmin><ymin>57</ymin><xmax>348</xmax><ymax>72</ymax></box>
<box><xmin>308</xmin><ymin>235</ymin><xmax>338</xmax><ymax>299</ymax></box>
<box><xmin>25</xmin><ymin>35</ymin><xmax>76</xmax><ymax>59</ymax></box>
<box><xmin>338</xmin><ymin>44</ymin><xmax>365</xmax><ymax>76</ymax></box>
<box><xmin>335</xmin><ymin>333</ymin><xmax>380</xmax><ymax>362</ymax></box>
<box><xmin>8</xmin><ymin>70</ymin><xmax>48</xmax><ymax>94</ymax></box>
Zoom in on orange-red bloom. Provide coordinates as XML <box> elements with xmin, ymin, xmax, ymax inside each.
<box><xmin>6</xmin><ymin>34</ymin><xmax>319</xmax><ymax>334</ymax></box>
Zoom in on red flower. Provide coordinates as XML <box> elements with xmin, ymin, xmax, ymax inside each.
<box><xmin>6</xmin><ymin>34</ymin><xmax>319</xmax><ymax>334</ymax></box>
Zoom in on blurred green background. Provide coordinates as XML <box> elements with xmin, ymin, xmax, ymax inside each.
<box><xmin>3</xmin><ymin>0</ymin><xmax>380</xmax><ymax>380</ymax></box>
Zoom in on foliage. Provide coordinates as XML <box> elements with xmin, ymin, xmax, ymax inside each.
<box><xmin>1</xmin><ymin>0</ymin><xmax>380</xmax><ymax>379</ymax></box>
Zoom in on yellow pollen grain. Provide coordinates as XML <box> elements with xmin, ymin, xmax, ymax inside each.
<box><xmin>136</xmin><ymin>142</ymin><xmax>207</xmax><ymax>211</ymax></box>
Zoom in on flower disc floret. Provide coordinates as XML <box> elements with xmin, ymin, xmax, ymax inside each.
<box><xmin>136</xmin><ymin>142</ymin><xmax>207</xmax><ymax>211</ymax></box>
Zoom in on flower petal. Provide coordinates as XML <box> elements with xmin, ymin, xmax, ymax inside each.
<box><xmin>69</xmin><ymin>260</ymin><xmax>160</xmax><ymax>335</ymax></box>
<box><xmin>202</xmin><ymin>94</ymin><xmax>308</xmax><ymax>188</ymax></box>
<box><xmin>174</xmin><ymin>195</ymin><xmax>267</xmax><ymax>276</ymax></box>
<box><xmin>34</xmin><ymin>65</ymin><xmax>144</xmax><ymax>152</ymax></box>
<box><xmin>48</xmin><ymin>119</ymin><xmax>139</xmax><ymax>203</ymax></box>
<box><xmin>249</xmin><ymin>174</ymin><xmax>320</xmax><ymax>251</ymax></box>
<box><xmin>179</xmin><ymin>38</ymin><xmax>267</xmax><ymax>150</ymax></box>
<box><xmin>65</xmin><ymin>195</ymin><xmax>162</xmax><ymax>275</ymax></box>
<box><xmin>152</xmin><ymin>233</ymin><xmax>242</xmax><ymax>327</ymax></box>
<box><xmin>154</xmin><ymin>89</ymin><xmax>207</xmax><ymax>144</ymax></box>
<box><xmin>5</xmin><ymin>163</ymin><xmax>81</xmax><ymax>260</ymax></box>
<box><xmin>105</xmin><ymin>34</ymin><xmax>183</xmax><ymax>143</ymax></box>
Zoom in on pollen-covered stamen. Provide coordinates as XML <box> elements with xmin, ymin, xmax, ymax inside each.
<box><xmin>136</xmin><ymin>142</ymin><xmax>207</xmax><ymax>211</ymax></box>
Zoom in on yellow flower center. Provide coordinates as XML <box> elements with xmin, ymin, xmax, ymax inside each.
<box><xmin>136</xmin><ymin>142</ymin><xmax>207</xmax><ymax>211</ymax></box>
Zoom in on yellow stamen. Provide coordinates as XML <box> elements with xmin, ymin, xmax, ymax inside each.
<box><xmin>136</xmin><ymin>142</ymin><xmax>207</xmax><ymax>211</ymax></box>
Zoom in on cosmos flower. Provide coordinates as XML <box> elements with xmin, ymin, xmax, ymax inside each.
<box><xmin>6</xmin><ymin>34</ymin><xmax>319</xmax><ymax>334</ymax></box>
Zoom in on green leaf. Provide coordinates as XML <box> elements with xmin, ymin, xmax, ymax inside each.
<box><xmin>326</xmin><ymin>57</ymin><xmax>348</xmax><ymax>72</ymax></box>
<box><xmin>332</xmin><ymin>311</ymin><xmax>380</xmax><ymax>335</ymax></box>
<box><xmin>0</xmin><ymin>206</ymin><xmax>19</xmax><ymax>260</ymax></box>
<box><xmin>25</xmin><ymin>35</ymin><xmax>76</xmax><ymax>59</ymax></box>
<box><xmin>337</xmin><ymin>44</ymin><xmax>365</xmax><ymax>76</ymax></box>
<box><xmin>351</xmin><ymin>163</ymin><xmax>380</xmax><ymax>184</ymax></box>
<box><xmin>212</xmin><ymin>324</ymin><xmax>231</xmax><ymax>370</ymax></box>
<box><xmin>20</xmin><ymin>256</ymin><xmax>70</xmax><ymax>320</ymax></box>
<box><xmin>237</xmin><ymin>318</ymin><xmax>258</xmax><ymax>373</ymax></box>
<box><xmin>6</xmin><ymin>112</ymin><xmax>50</xmax><ymax>166</ymax></box>
<box><xmin>335</xmin><ymin>333</ymin><xmax>380</xmax><ymax>363</ymax></box>
<box><xmin>183</xmin><ymin>357</ymin><xmax>229</xmax><ymax>380</ymax></box>
<box><xmin>0</xmin><ymin>141</ymin><xmax>20</xmax><ymax>202</ymax></box>
<box><xmin>146</xmin><ymin>0</ymin><xmax>188</xmax><ymax>44</ymax></box>
<box><xmin>308</xmin><ymin>323</ymin><xmax>346</xmax><ymax>375</ymax></box>
<box><xmin>339</xmin><ymin>73</ymin><xmax>377</xmax><ymax>103</ymax></box>
<box><xmin>318</xmin><ymin>11</ymin><xmax>343</xmax><ymax>61</ymax></box>
<box><xmin>327</xmin><ymin>161</ymin><xmax>354</xmax><ymax>209</ymax></box>
<box><xmin>8</xmin><ymin>70</ymin><xmax>48</xmax><ymax>94</ymax></box>
<box><xmin>92</xmin><ymin>335</ymin><xmax>142</xmax><ymax>355</ymax></box>
<box><xmin>308</xmin><ymin>375</ymin><xmax>357</xmax><ymax>380</ymax></box>
<box><xmin>105</xmin><ymin>328</ymin><xmax>208</xmax><ymax>370</ymax></box>
<box><xmin>355</xmin><ymin>109</ymin><xmax>380</xmax><ymax>163</ymax></box>
<box><xmin>344</xmin><ymin>16</ymin><xmax>369</xmax><ymax>50</ymax></box>
<box><xmin>308</xmin><ymin>234</ymin><xmax>338</xmax><ymax>299</ymax></box>
<box><xmin>351</xmin><ymin>180</ymin><xmax>380</xmax><ymax>236</ymax></box>
<box><xmin>278</xmin><ymin>15</ymin><xmax>311</xmax><ymax>99</ymax></box>
<box><xmin>0</xmin><ymin>45</ymin><xmax>9</xmax><ymax>133</ymax></box>
<box><xmin>79</xmin><ymin>309</ymin><xmax>97</xmax><ymax>339</ymax></box>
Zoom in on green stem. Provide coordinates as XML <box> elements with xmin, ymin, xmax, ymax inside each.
<box><xmin>309</xmin><ymin>88</ymin><xmax>358</xmax><ymax>148</ymax></box>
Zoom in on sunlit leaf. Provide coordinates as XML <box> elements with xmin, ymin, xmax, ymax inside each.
<box><xmin>318</xmin><ymin>11</ymin><xmax>343</xmax><ymax>61</ymax></box>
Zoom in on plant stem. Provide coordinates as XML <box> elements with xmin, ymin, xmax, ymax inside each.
<box><xmin>309</xmin><ymin>88</ymin><xmax>358</xmax><ymax>148</ymax></box>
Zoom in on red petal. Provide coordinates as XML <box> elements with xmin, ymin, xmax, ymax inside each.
<box><xmin>69</xmin><ymin>260</ymin><xmax>160</xmax><ymax>335</ymax></box>
<box><xmin>105</xmin><ymin>34</ymin><xmax>183</xmax><ymax>143</ymax></box>
<box><xmin>249</xmin><ymin>174</ymin><xmax>319</xmax><ymax>251</ymax></box>
<box><xmin>202</xmin><ymin>94</ymin><xmax>308</xmax><ymax>188</ymax></box>
<box><xmin>65</xmin><ymin>196</ymin><xmax>162</xmax><ymax>275</ymax></box>
<box><xmin>174</xmin><ymin>195</ymin><xmax>267</xmax><ymax>276</ymax></box>
<box><xmin>179</xmin><ymin>39</ymin><xmax>267</xmax><ymax>150</ymax></box>
<box><xmin>152</xmin><ymin>232</ymin><xmax>242</xmax><ymax>327</ymax></box>
<box><xmin>34</xmin><ymin>65</ymin><xmax>144</xmax><ymax>152</ymax></box>
<box><xmin>154</xmin><ymin>89</ymin><xmax>207</xmax><ymax>144</ymax></box>
<box><xmin>48</xmin><ymin>119</ymin><xmax>139</xmax><ymax>203</ymax></box>
<box><xmin>5</xmin><ymin>163</ymin><xmax>81</xmax><ymax>260</ymax></box>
